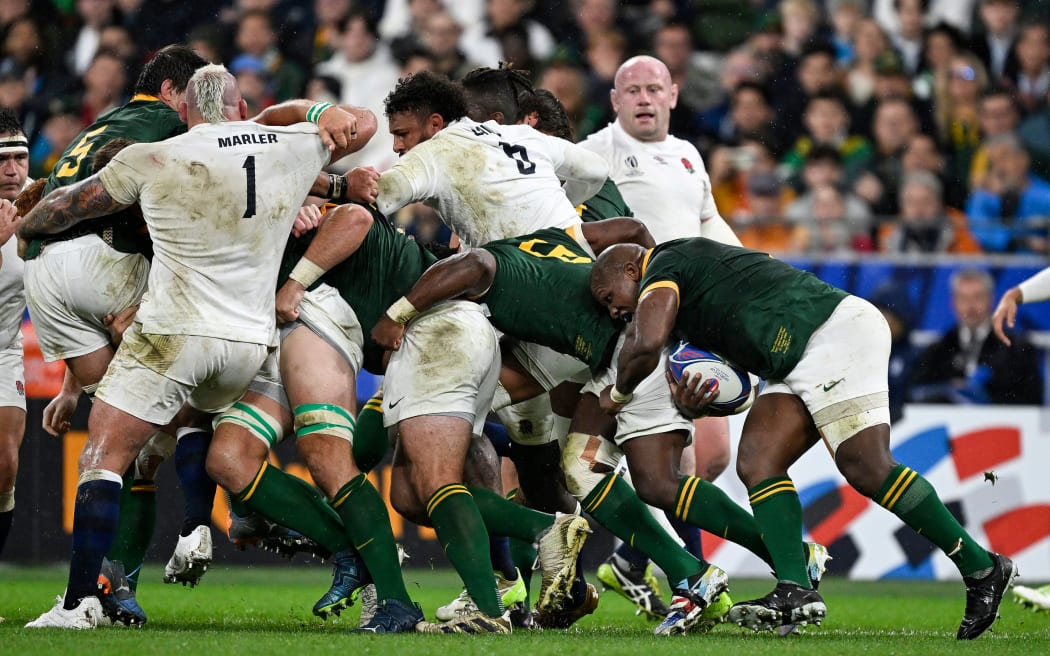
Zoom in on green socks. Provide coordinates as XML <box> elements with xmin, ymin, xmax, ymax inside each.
<box><xmin>331</xmin><ymin>474</ymin><xmax>411</xmax><ymax>605</ymax></box>
<box><xmin>874</xmin><ymin>465</ymin><xmax>994</xmax><ymax>577</ymax></box>
<box><xmin>236</xmin><ymin>462</ymin><xmax>350</xmax><ymax>555</ymax></box>
<box><xmin>352</xmin><ymin>394</ymin><xmax>389</xmax><ymax>473</ymax></box>
<box><xmin>675</xmin><ymin>475</ymin><xmax>774</xmax><ymax>568</ymax></box>
<box><xmin>467</xmin><ymin>485</ymin><xmax>553</xmax><ymax>541</ymax></box>
<box><xmin>748</xmin><ymin>477</ymin><xmax>810</xmax><ymax>587</ymax></box>
<box><xmin>584</xmin><ymin>473</ymin><xmax>704</xmax><ymax>583</ymax></box>
<box><xmin>107</xmin><ymin>467</ymin><xmax>155</xmax><ymax>591</ymax></box>
<box><xmin>427</xmin><ymin>484</ymin><xmax>502</xmax><ymax>617</ymax></box>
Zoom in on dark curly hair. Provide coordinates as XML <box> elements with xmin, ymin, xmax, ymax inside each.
<box><xmin>383</xmin><ymin>71</ymin><xmax>466</xmax><ymax>123</ymax></box>
<box><xmin>517</xmin><ymin>88</ymin><xmax>573</xmax><ymax>141</ymax></box>
<box><xmin>134</xmin><ymin>44</ymin><xmax>208</xmax><ymax>96</ymax></box>
<box><xmin>461</xmin><ymin>63</ymin><xmax>534</xmax><ymax>124</ymax></box>
<box><xmin>0</xmin><ymin>107</ymin><xmax>23</xmax><ymax>137</ymax></box>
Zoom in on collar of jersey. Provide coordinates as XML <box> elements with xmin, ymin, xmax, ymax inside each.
<box><xmin>131</xmin><ymin>93</ymin><xmax>160</xmax><ymax>102</ymax></box>
<box><xmin>640</xmin><ymin>248</ymin><xmax>654</xmax><ymax>276</ymax></box>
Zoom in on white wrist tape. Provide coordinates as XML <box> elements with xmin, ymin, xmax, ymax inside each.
<box><xmin>386</xmin><ymin>296</ymin><xmax>419</xmax><ymax>324</ymax></box>
<box><xmin>610</xmin><ymin>386</ymin><xmax>633</xmax><ymax>405</ymax></box>
<box><xmin>288</xmin><ymin>257</ymin><xmax>325</xmax><ymax>288</ymax></box>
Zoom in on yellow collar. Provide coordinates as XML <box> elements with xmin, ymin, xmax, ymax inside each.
<box><xmin>640</xmin><ymin>248</ymin><xmax>654</xmax><ymax>276</ymax></box>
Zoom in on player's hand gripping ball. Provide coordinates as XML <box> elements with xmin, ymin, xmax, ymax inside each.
<box><xmin>667</xmin><ymin>341</ymin><xmax>755</xmax><ymax>416</ymax></box>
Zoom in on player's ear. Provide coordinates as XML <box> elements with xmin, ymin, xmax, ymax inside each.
<box><xmin>428</xmin><ymin>112</ymin><xmax>445</xmax><ymax>133</ymax></box>
<box><xmin>521</xmin><ymin>111</ymin><xmax>539</xmax><ymax>127</ymax></box>
<box><xmin>490</xmin><ymin>110</ymin><xmax>505</xmax><ymax>125</ymax></box>
<box><xmin>669</xmin><ymin>82</ymin><xmax>679</xmax><ymax>109</ymax></box>
<box><xmin>610</xmin><ymin>88</ymin><xmax>620</xmax><ymax>113</ymax></box>
<box><xmin>177</xmin><ymin>101</ymin><xmax>189</xmax><ymax>123</ymax></box>
<box><xmin>238</xmin><ymin>98</ymin><xmax>248</xmax><ymax>120</ymax></box>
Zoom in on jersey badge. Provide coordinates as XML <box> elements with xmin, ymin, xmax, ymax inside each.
<box><xmin>624</xmin><ymin>155</ymin><xmax>643</xmax><ymax>177</ymax></box>
<box><xmin>15</xmin><ymin>380</ymin><xmax>24</xmax><ymax>396</ymax></box>
<box><xmin>681</xmin><ymin>158</ymin><xmax>696</xmax><ymax>174</ymax></box>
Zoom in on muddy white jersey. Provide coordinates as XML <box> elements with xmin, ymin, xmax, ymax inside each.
<box><xmin>580</xmin><ymin>121</ymin><xmax>723</xmax><ymax>244</ymax></box>
<box><xmin>0</xmin><ymin>226</ymin><xmax>26</xmax><ymax>351</ymax></box>
<box><xmin>377</xmin><ymin>118</ymin><xmax>608</xmax><ymax>247</ymax></box>
<box><xmin>100</xmin><ymin>121</ymin><xmax>329</xmax><ymax>346</ymax></box>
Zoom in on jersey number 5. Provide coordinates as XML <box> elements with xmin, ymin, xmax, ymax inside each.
<box><xmin>242</xmin><ymin>155</ymin><xmax>256</xmax><ymax>218</ymax></box>
<box><xmin>499</xmin><ymin>142</ymin><xmax>536</xmax><ymax>175</ymax></box>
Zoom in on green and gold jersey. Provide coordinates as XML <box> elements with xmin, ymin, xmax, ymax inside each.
<box><xmin>482</xmin><ymin>227</ymin><xmax>620</xmax><ymax>373</ymax></box>
<box><xmin>28</xmin><ymin>95</ymin><xmax>187</xmax><ymax>260</ymax></box>
<box><xmin>280</xmin><ymin>204</ymin><xmax>437</xmax><ymax>374</ymax></box>
<box><xmin>576</xmin><ymin>177</ymin><xmax>633</xmax><ymax>223</ymax></box>
<box><xmin>639</xmin><ymin>238</ymin><xmax>848</xmax><ymax>380</ymax></box>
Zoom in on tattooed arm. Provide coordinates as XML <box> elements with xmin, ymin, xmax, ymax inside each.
<box><xmin>18</xmin><ymin>173</ymin><xmax>131</xmax><ymax>242</ymax></box>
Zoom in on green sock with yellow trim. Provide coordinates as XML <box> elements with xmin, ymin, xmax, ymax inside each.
<box><xmin>467</xmin><ymin>485</ymin><xmax>552</xmax><ymax>541</ymax></box>
<box><xmin>874</xmin><ymin>464</ymin><xmax>994</xmax><ymax>577</ymax></box>
<box><xmin>235</xmin><ymin>462</ymin><xmax>350</xmax><ymax>555</ymax></box>
<box><xmin>584</xmin><ymin>473</ymin><xmax>704</xmax><ymax>582</ymax></box>
<box><xmin>675</xmin><ymin>475</ymin><xmax>774</xmax><ymax>568</ymax></box>
<box><xmin>505</xmin><ymin>490</ymin><xmax>536</xmax><ymax>600</ymax></box>
<box><xmin>748</xmin><ymin>476</ymin><xmax>810</xmax><ymax>587</ymax></box>
<box><xmin>353</xmin><ymin>393</ymin><xmax>389</xmax><ymax>473</ymax></box>
<box><xmin>331</xmin><ymin>474</ymin><xmax>411</xmax><ymax>604</ymax></box>
<box><xmin>427</xmin><ymin>484</ymin><xmax>503</xmax><ymax>618</ymax></box>
<box><xmin>106</xmin><ymin>467</ymin><xmax>156</xmax><ymax>591</ymax></box>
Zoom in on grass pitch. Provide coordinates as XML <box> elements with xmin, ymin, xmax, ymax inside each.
<box><xmin>1</xmin><ymin>564</ymin><xmax>1047</xmax><ymax>655</ymax></box>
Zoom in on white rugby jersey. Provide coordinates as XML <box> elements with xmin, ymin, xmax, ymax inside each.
<box><xmin>0</xmin><ymin>225</ymin><xmax>26</xmax><ymax>350</ymax></box>
<box><xmin>100</xmin><ymin>121</ymin><xmax>329</xmax><ymax>346</ymax></box>
<box><xmin>580</xmin><ymin>121</ymin><xmax>736</xmax><ymax>245</ymax></box>
<box><xmin>377</xmin><ymin>118</ymin><xmax>608</xmax><ymax>247</ymax></box>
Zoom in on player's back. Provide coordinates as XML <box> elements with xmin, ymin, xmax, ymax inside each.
<box><xmin>382</xmin><ymin>119</ymin><xmax>587</xmax><ymax>247</ymax></box>
<box><xmin>99</xmin><ymin>120</ymin><xmax>329</xmax><ymax>345</ymax></box>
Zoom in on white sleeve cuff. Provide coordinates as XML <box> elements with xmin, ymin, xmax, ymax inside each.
<box><xmin>1017</xmin><ymin>267</ymin><xmax>1050</xmax><ymax>304</ymax></box>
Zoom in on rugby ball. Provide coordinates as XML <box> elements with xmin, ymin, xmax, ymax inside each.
<box><xmin>667</xmin><ymin>341</ymin><xmax>754</xmax><ymax>415</ymax></box>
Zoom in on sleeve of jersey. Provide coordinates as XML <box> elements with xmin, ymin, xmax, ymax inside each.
<box><xmin>376</xmin><ymin>150</ymin><xmax>436</xmax><ymax>216</ymax></box>
<box><xmin>96</xmin><ymin>156</ymin><xmax>142</xmax><ymax>206</ymax></box>
<box><xmin>557</xmin><ymin>142</ymin><xmax>609</xmax><ymax>206</ymax></box>
<box><xmin>639</xmin><ymin>258</ymin><xmax>681</xmax><ymax>309</ymax></box>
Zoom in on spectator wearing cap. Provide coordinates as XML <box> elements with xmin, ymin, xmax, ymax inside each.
<box><xmin>880</xmin><ymin>170</ymin><xmax>982</xmax><ymax>254</ymax></box>
<box><xmin>785</xmin><ymin>144</ymin><xmax>873</xmax><ymax>235</ymax></box>
<box><xmin>230</xmin><ymin>53</ymin><xmax>274</xmax><ymax>116</ymax></box>
<box><xmin>965</xmin><ymin>132</ymin><xmax>1050</xmax><ymax>254</ymax></box>
<box><xmin>233</xmin><ymin>9</ymin><xmax>305</xmax><ymax>102</ymax></box>
<box><xmin>735</xmin><ymin>170</ymin><xmax>796</xmax><ymax>254</ymax></box>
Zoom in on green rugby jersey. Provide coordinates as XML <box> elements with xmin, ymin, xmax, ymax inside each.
<box><xmin>482</xmin><ymin>227</ymin><xmax>620</xmax><ymax>374</ymax></box>
<box><xmin>639</xmin><ymin>238</ymin><xmax>848</xmax><ymax>380</ymax></box>
<box><xmin>28</xmin><ymin>95</ymin><xmax>187</xmax><ymax>260</ymax></box>
<box><xmin>576</xmin><ymin>177</ymin><xmax>633</xmax><ymax>223</ymax></box>
<box><xmin>281</xmin><ymin>204</ymin><xmax>437</xmax><ymax>374</ymax></box>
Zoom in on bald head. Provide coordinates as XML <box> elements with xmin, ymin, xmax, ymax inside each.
<box><xmin>591</xmin><ymin>243</ymin><xmax>648</xmax><ymax>320</ymax></box>
<box><xmin>183</xmin><ymin>64</ymin><xmax>248</xmax><ymax>126</ymax></box>
<box><xmin>610</xmin><ymin>56</ymin><xmax>678</xmax><ymax>142</ymax></box>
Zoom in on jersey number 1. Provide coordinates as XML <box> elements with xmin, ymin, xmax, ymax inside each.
<box><xmin>243</xmin><ymin>155</ymin><xmax>256</xmax><ymax>218</ymax></box>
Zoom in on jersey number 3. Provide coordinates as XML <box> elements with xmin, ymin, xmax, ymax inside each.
<box><xmin>499</xmin><ymin>142</ymin><xmax>536</xmax><ymax>175</ymax></box>
<box><xmin>242</xmin><ymin>155</ymin><xmax>256</xmax><ymax>218</ymax></box>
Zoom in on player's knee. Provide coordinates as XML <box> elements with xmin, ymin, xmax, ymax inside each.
<box><xmin>735</xmin><ymin>455</ymin><xmax>765</xmax><ymax>490</ymax></box>
<box><xmin>390</xmin><ymin>485</ymin><xmax>429</xmax><ymax>526</ymax></box>
<box><xmin>561</xmin><ymin>432</ymin><xmax>615</xmax><ymax>500</ymax></box>
<box><xmin>293</xmin><ymin>403</ymin><xmax>355</xmax><ymax>443</ymax></box>
<box><xmin>0</xmin><ymin>444</ymin><xmax>17</xmax><ymax>487</ymax></box>
<box><xmin>631</xmin><ymin>475</ymin><xmax>677</xmax><ymax>511</ymax></box>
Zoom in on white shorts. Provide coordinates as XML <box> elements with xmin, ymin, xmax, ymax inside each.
<box><xmin>0</xmin><ymin>344</ymin><xmax>25</xmax><ymax>410</ymax></box>
<box><xmin>24</xmin><ymin>235</ymin><xmax>149</xmax><ymax>362</ymax></box>
<box><xmin>509</xmin><ymin>340</ymin><xmax>592</xmax><ymax>393</ymax></box>
<box><xmin>383</xmin><ymin>300</ymin><xmax>499</xmax><ymax>435</ymax></box>
<box><xmin>496</xmin><ymin>393</ymin><xmax>556</xmax><ymax>446</ymax></box>
<box><xmin>96</xmin><ymin>321</ymin><xmax>270</xmax><ymax>425</ymax></box>
<box><xmin>584</xmin><ymin>335</ymin><xmax>694</xmax><ymax>446</ymax></box>
<box><xmin>761</xmin><ymin>295</ymin><xmax>891</xmax><ymax>450</ymax></box>
<box><xmin>280</xmin><ymin>283</ymin><xmax>364</xmax><ymax>375</ymax></box>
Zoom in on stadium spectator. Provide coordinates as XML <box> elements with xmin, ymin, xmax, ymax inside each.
<box><xmin>1019</xmin><ymin>85</ymin><xmax>1050</xmax><ymax>179</ymax></box>
<box><xmin>845</xmin><ymin>18</ymin><xmax>892</xmax><ymax>107</ymax></box>
<box><xmin>76</xmin><ymin>49</ymin><xmax>127</xmax><ymax>126</ymax></box>
<box><xmin>873</xmin><ymin>0</ymin><xmax>978</xmax><ymax>35</ymax></box>
<box><xmin>792</xmin><ymin>183</ymin><xmax>873</xmax><ymax>253</ymax></box>
<box><xmin>699</xmin><ymin>47</ymin><xmax>770</xmax><ymax>149</ymax></box>
<box><xmin>965</xmin><ymin>132</ymin><xmax>1050</xmax><ymax>254</ymax></box>
<box><xmin>879</xmin><ymin>171</ymin><xmax>982</xmax><ymax>254</ymax></box>
<box><xmin>735</xmin><ymin>170</ymin><xmax>796</xmax><ymax>254</ymax></box>
<box><xmin>420</xmin><ymin>10</ymin><xmax>478</xmax><ymax>81</ymax></box>
<box><xmin>853</xmin><ymin>49</ymin><xmax>936</xmax><ymax>141</ymax></box>
<box><xmin>771</xmin><ymin>40</ymin><xmax>841</xmax><ymax>150</ymax></box>
<box><xmin>710</xmin><ymin>137</ymin><xmax>782</xmax><ymax>222</ymax></box>
<box><xmin>233</xmin><ymin>9</ymin><xmax>305</xmax><ymax>102</ymax></box>
<box><xmin>715</xmin><ymin>81</ymin><xmax>781</xmax><ymax>156</ymax></box>
<box><xmin>310</xmin><ymin>0</ymin><xmax>353</xmax><ymax>65</ymax></box>
<box><xmin>781</xmin><ymin>90</ymin><xmax>874</xmax><ymax>190</ymax></box>
<box><xmin>828</xmin><ymin>0</ymin><xmax>865</xmax><ymax>66</ymax></box>
<box><xmin>969</xmin><ymin>0</ymin><xmax>1021</xmax><ymax>83</ymax></box>
<box><xmin>911</xmin><ymin>268</ymin><xmax>1043</xmax><ymax>404</ymax></box>
<box><xmin>581</xmin><ymin>30</ymin><xmax>627</xmax><ymax>132</ymax></box>
<box><xmin>915</xmin><ymin>21</ymin><xmax>965</xmax><ymax>102</ymax></box>
<box><xmin>315</xmin><ymin>7</ymin><xmax>399</xmax><ymax>171</ymax></box>
<box><xmin>938</xmin><ymin>53</ymin><xmax>990</xmax><ymax>190</ymax></box>
<box><xmin>460</xmin><ymin>0</ymin><xmax>556</xmax><ymax>70</ymax></box>
<box><xmin>387</xmin><ymin>0</ymin><xmax>442</xmax><ymax>64</ymax></box>
<box><xmin>970</xmin><ymin>87</ymin><xmax>1023</xmax><ymax>190</ymax></box>
<box><xmin>27</xmin><ymin>105</ymin><xmax>79</xmax><ymax>179</ymax></box>
<box><xmin>653</xmin><ymin>22</ymin><xmax>722</xmax><ymax>117</ymax></box>
<box><xmin>778</xmin><ymin>0</ymin><xmax>822</xmax><ymax>59</ymax></box>
<box><xmin>854</xmin><ymin>96</ymin><xmax>920</xmax><ymax>216</ymax></box>
<box><xmin>67</xmin><ymin>0</ymin><xmax>118</xmax><ymax>77</ymax></box>
<box><xmin>887</xmin><ymin>0</ymin><xmax>927</xmax><ymax>75</ymax></box>
<box><xmin>1005</xmin><ymin>23</ymin><xmax>1050</xmax><ymax>115</ymax></box>
<box><xmin>785</xmin><ymin>144</ymin><xmax>873</xmax><ymax>235</ymax></box>
<box><xmin>540</xmin><ymin>60</ymin><xmax>608</xmax><ymax>142</ymax></box>
<box><xmin>229</xmin><ymin>54</ymin><xmax>273</xmax><ymax>117</ymax></box>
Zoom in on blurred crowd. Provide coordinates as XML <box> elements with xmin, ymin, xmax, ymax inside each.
<box><xmin>5</xmin><ymin>0</ymin><xmax>1050</xmax><ymax>255</ymax></box>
